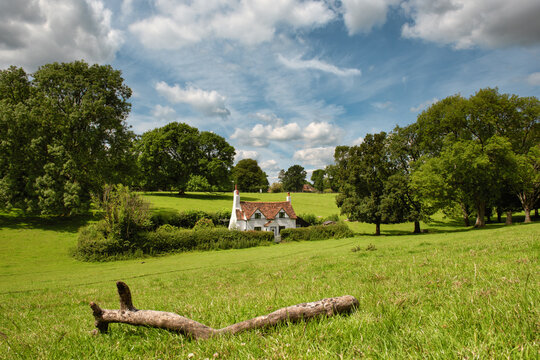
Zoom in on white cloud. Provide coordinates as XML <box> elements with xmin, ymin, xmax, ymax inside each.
<box><xmin>130</xmin><ymin>0</ymin><xmax>335</xmax><ymax>49</ymax></box>
<box><xmin>371</xmin><ymin>101</ymin><xmax>394</xmax><ymax>110</ymax></box>
<box><xmin>152</xmin><ymin>105</ymin><xmax>176</xmax><ymax>120</ymax></box>
<box><xmin>260</xmin><ymin>159</ymin><xmax>280</xmax><ymax>171</ymax></box>
<box><xmin>0</xmin><ymin>0</ymin><xmax>122</xmax><ymax>70</ymax></box>
<box><xmin>278</xmin><ymin>54</ymin><xmax>361</xmax><ymax>76</ymax></box>
<box><xmin>527</xmin><ymin>72</ymin><xmax>540</xmax><ymax>86</ymax></box>
<box><xmin>235</xmin><ymin>150</ymin><xmax>259</xmax><ymax>162</ymax></box>
<box><xmin>352</xmin><ymin>136</ymin><xmax>364</xmax><ymax>145</ymax></box>
<box><xmin>410</xmin><ymin>97</ymin><xmax>438</xmax><ymax>112</ymax></box>
<box><xmin>293</xmin><ymin>147</ymin><xmax>335</xmax><ymax>167</ymax></box>
<box><xmin>402</xmin><ymin>0</ymin><xmax>540</xmax><ymax>49</ymax></box>
<box><xmin>341</xmin><ymin>0</ymin><xmax>400</xmax><ymax>35</ymax></box>
<box><xmin>303</xmin><ymin>122</ymin><xmax>344</xmax><ymax>145</ymax></box>
<box><xmin>155</xmin><ymin>81</ymin><xmax>230</xmax><ymax>117</ymax></box>
<box><xmin>231</xmin><ymin>120</ymin><xmax>343</xmax><ymax>147</ymax></box>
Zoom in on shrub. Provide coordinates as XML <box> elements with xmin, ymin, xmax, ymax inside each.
<box><xmin>77</xmin><ymin>225</ymin><xmax>275</xmax><ymax>261</ymax></box>
<box><xmin>94</xmin><ymin>184</ymin><xmax>152</xmax><ymax>241</ymax></box>
<box><xmin>193</xmin><ymin>218</ymin><xmax>214</xmax><ymax>230</ymax></box>
<box><xmin>150</xmin><ymin>209</ymin><xmax>231</xmax><ymax>229</ymax></box>
<box><xmin>269</xmin><ymin>182</ymin><xmax>284</xmax><ymax>193</ymax></box>
<box><xmin>298</xmin><ymin>213</ymin><xmax>322</xmax><ymax>226</ymax></box>
<box><xmin>280</xmin><ymin>223</ymin><xmax>354</xmax><ymax>242</ymax></box>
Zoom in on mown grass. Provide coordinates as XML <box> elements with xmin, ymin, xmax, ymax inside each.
<box><xmin>0</xmin><ymin>194</ymin><xmax>539</xmax><ymax>359</ymax></box>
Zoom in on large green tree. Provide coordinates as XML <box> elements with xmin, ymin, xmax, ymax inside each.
<box><xmin>0</xmin><ymin>62</ymin><xmax>135</xmax><ymax>215</ymax></box>
<box><xmin>232</xmin><ymin>159</ymin><xmax>268</xmax><ymax>192</ymax></box>
<box><xmin>279</xmin><ymin>165</ymin><xmax>306</xmax><ymax>192</ymax></box>
<box><xmin>334</xmin><ymin>132</ymin><xmax>401</xmax><ymax>235</ymax></box>
<box><xmin>386</xmin><ymin>124</ymin><xmax>435</xmax><ymax>233</ymax></box>
<box><xmin>311</xmin><ymin>169</ymin><xmax>325</xmax><ymax>192</ymax></box>
<box><xmin>136</xmin><ymin>122</ymin><xmax>234</xmax><ymax>193</ymax></box>
<box><xmin>414</xmin><ymin>88</ymin><xmax>539</xmax><ymax>226</ymax></box>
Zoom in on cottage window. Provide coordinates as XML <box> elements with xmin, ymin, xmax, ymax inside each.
<box><xmin>254</xmin><ymin>226</ymin><xmax>261</xmax><ymax>231</ymax></box>
<box><xmin>279</xmin><ymin>211</ymin><xmax>285</xmax><ymax>218</ymax></box>
<box><xmin>254</xmin><ymin>212</ymin><xmax>261</xmax><ymax>219</ymax></box>
<box><xmin>279</xmin><ymin>226</ymin><xmax>285</xmax><ymax>233</ymax></box>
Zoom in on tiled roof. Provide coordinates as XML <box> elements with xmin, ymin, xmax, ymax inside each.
<box><xmin>236</xmin><ymin>201</ymin><xmax>297</xmax><ymax>221</ymax></box>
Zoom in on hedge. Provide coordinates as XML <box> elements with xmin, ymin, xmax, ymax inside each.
<box><xmin>280</xmin><ymin>223</ymin><xmax>354</xmax><ymax>241</ymax></box>
<box><xmin>74</xmin><ymin>223</ymin><xmax>274</xmax><ymax>261</ymax></box>
<box><xmin>150</xmin><ymin>209</ymin><xmax>231</xmax><ymax>229</ymax></box>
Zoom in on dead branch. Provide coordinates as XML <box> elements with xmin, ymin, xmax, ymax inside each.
<box><xmin>90</xmin><ymin>281</ymin><xmax>359</xmax><ymax>340</ymax></box>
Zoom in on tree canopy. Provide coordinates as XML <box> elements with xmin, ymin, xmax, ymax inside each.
<box><xmin>136</xmin><ymin>122</ymin><xmax>235</xmax><ymax>193</ymax></box>
<box><xmin>0</xmin><ymin>61</ymin><xmax>135</xmax><ymax>215</ymax></box>
<box><xmin>279</xmin><ymin>165</ymin><xmax>306</xmax><ymax>192</ymax></box>
<box><xmin>231</xmin><ymin>159</ymin><xmax>269</xmax><ymax>192</ymax></box>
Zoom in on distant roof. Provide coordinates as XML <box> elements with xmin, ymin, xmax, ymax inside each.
<box><xmin>236</xmin><ymin>201</ymin><xmax>297</xmax><ymax>221</ymax></box>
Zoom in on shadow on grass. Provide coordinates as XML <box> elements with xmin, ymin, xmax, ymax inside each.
<box><xmin>0</xmin><ymin>212</ymin><xmax>97</xmax><ymax>233</ymax></box>
<box><xmin>351</xmin><ymin>219</ymin><xmax>537</xmax><ymax>237</ymax></box>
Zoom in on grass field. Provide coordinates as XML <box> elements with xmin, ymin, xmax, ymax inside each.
<box><xmin>0</xmin><ymin>192</ymin><xmax>538</xmax><ymax>359</ymax></box>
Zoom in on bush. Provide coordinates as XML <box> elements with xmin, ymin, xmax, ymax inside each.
<box><xmin>76</xmin><ymin>225</ymin><xmax>275</xmax><ymax>261</ymax></box>
<box><xmin>280</xmin><ymin>223</ymin><xmax>354</xmax><ymax>242</ymax></box>
<box><xmin>269</xmin><ymin>182</ymin><xmax>283</xmax><ymax>193</ymax></box>
<box><xmin>298</xmin><ymin>213</ymin><xmax>322</xmax><ymax>226</ymax></box>
<box><xmin>150</xmin><ymin>209</ymin><xmax>231</xmax><ymax>229</ymax></box>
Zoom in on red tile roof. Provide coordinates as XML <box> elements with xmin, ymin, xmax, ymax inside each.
<box><xmin>236</xmin><ymin>201</ymin><xmax>297</xmax><ymax>221</ymax></box>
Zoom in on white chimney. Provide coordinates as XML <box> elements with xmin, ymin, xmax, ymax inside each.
<box><xmin>286</xmin><ymin>192</ymin><xmax>291</xmax><ymax>202</ymax></box>
<box><xmin>229</xmin><ymin>185</ymin><xmax>241</xmax><ymax>230</ymax></box>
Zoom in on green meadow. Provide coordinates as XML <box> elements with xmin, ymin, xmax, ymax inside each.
<box><xmin>0</xmin><ymin>192</ymin><xmax>538</xmax><ymax>359</ymax></box>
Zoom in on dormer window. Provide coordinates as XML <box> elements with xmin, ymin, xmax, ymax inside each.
<box><xmin>254</xmin><ymin>212</ymin><xmax>262</xmax><ymax>219</ymax></box>
<box><xmin>279</xmin><ymin>211</ymin><xmax>285</xmax><ymax>218</ymax></box>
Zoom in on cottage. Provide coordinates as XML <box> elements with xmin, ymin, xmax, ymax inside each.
<box><xmin>228</xmin><ymin>187</ymin><xmax>297</xmax><ymax>237</ymax></box>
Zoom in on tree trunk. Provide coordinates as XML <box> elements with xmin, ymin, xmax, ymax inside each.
<box><xmin>535</xmin><ymin>208</ymin><xmax>539</xmax><ymax>218</ymax></box>
<box><xmin>496</xmin><ymin>209</ymin><xmax>502</xmax><ymax>223</ymax></box>
<box><xmin>375</xmin><ymin>222</ymin><xmax>380</xmax><ymax>236</ymax></box>
<box><xmin>460</xmin><ymin>203</ymin><xmax>470</xmax><ymax>227</ymax></box>
<box><xmin>524</xmin><ymin>207</ymin><xmax>532</xmax><ymax>223</ymax></box>
<box><xmin>505</xmin><ymin>211</ymin><xmax>513</xmax><ymax>225</ymax></box>
<box><xmin>475</xmin><ymin>200</ymin><xmax>486</xmax><ymax>228</ymax></box>
<box><xmin>413</xmin><ymin>221</ymin><xmax>421</xmax><ymax>234</ymax></box>
<box><xmin>90</xmin><ymin>282</ymin><xmax>359</xmax><ymax>340</ymax></box>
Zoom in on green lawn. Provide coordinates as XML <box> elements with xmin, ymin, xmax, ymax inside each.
<box><xmin>0</xmin><ymin>193</ymin><xmax>538</xmax><ymax>359</ymax></box>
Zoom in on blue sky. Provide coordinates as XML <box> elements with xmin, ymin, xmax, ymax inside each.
<box><xmin>2</xmin><ymin>0</ymin><xmax>540</xmax><ymax>183</ymax></box>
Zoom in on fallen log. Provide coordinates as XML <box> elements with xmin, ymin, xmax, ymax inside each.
<box><xmin>90</xmin><ymin>281</ymin><xmax>359</xmax><ymax>340</ymax></box>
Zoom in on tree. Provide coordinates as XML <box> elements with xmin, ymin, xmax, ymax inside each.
<box><xmin>0</xmin><ymin>62</ymin><xmax>135</xmax><ymax>215</ymax></box>
<box><xmin>279</xmin><ymin>165</ymin><xmax>306</xmax><ymax>192</ymax></box>
<box><xmin>386</xmin><ymin>124</ymin><xmax>435</xmax><ymax>233</ymax></box>
<box><xmin>136</xmin><ymin>122</ymin><xmax>235</xmax><ymax>193</ymax></box>
<box><xmin>512</xmin><ymin>146</ymin><xmax>540</xmax><ymax>222</ymax></box>
<box><xmin>311</xmin><ymin>169</ymin><xmax>325</xmax><ymax>192</ymax></box>
<box><xmin>414</xmin><ymin>88</ymin><xmax>539</xmax><ymax>226</ymax></box>
<box><xmin>231</xmin><ymin>159</ymin><xmax>268</xmax><ymax>192</ymax></box>
<box><xmin>334</xmin><ymin>132</ymin><xmax>399</xmax><ymax>235</ymax></box>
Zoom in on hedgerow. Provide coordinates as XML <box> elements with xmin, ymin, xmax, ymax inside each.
<box><xmin>280</xmin><ymin>222</ymin><xmax>354</xmax><ymax>241</ymax></box>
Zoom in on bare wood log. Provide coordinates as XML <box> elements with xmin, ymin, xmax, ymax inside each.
<box><xmin>90</xmin><ymin>281</ymin><xmax>359</xmax><ymax>340</ymax></box>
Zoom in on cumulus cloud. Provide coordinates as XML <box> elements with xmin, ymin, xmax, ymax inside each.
<box><xmin>0</xmin><ymin>0</ymin><xmax>122</xmax><ymax>70</ymax></box>
<box><xmin>155</xmin><ymin>81</ymin><xmax>230</xmax><ymax>117</ymax></box>
<box><xmin>401</xmin><ymin>0</ymin><xmax>540</xmax><ymax>49</ymax></box>
<box><xmin>341</xmin><ymin>0</ymin><xmax>400</xmax><ymax>35</ymax></box>
<box><xmin>527</xmin><ymin>72</ymin><xmax>540</xmax><ymax>86</ymax></box>
<box><xmin>352</xmin><ymin>136</ymin><xmax>364</xmax><ymax>145</ymax></box>
<box><xmin>152</xmin><ymin>104</ymin><xmax>176</xmax><ymax>121</ymax></box>
<box><xmin>130</xmin><ymin>0</ymin><xmax>335</xmax><ymax>49</ymax></box>
<box><xmin>231</xmin><ymin>121</ymin><xmax>343</xmax><ymax>147</ymax></box>
<box><xmin>235</xmin><ymin>150</ymin><xmax>259</xmax><ymax>162</ymax></box>
<box><xmin>410</xmin><ymin>97</ymin><xmax>438</xmax><ymax>112</ymax></box>
<box><xmin>278</xmin><ymin>54</ymin><xmax>361</xmax><ymax>76</ymax></box>
<box><xmin>293</xmin><ymin>147</ymin><xmax>335</xmax><ymax>167</ymax></box>
<box><xmin>260</xmin><ymin>159</ymin><xmax>280</xmax><ymax>171</ymax></box>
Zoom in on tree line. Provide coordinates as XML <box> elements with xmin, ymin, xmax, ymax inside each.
<box><xmin>0</xmin><ymin>61</ymin><xmax>311</xmax><ymax>215</ymax></box>
<box><xmin>330</xmin><ymin>88</ymin><xmax>539</xmax><ymax>234</ymax></box>
<box><xmin>1</xmin><ymin>63</ymin><xmax>538</xmax><ymax>224</ymax></box>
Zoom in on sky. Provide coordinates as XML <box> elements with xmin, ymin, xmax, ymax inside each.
<box><xmin>2</xmin><ymin>0</ymin><xmax>540</xmax><ymax>183</ymax></box>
